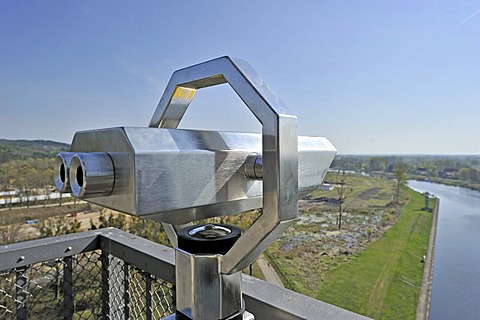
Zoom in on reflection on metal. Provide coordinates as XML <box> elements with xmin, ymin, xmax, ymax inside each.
<box><xmin>55</xmin><ymin>56</ymin><xmax>337</xmax><ymax>319</ymax></box>
<box><xmin>59</xmin><ymin>128</ymin><xmax>335</xmax><ymax>223</ymax></box>
<box><xmin>54</xmin><ymin>152</ymin><xmax>74</xmax><ymax>193</ymax></box>
<box><xmin>69</xmin><ymin>152</ymin><xmax>115</xmax><ymax>198</ymax></box>
<box><xmin>245</xmin><ymin>153</ymin><xmax>263</xmax><ymax>180</ymax></box>
<box><xmin>176</xmin><ymin>249</ymin><xmax>242</xmax><ymax>319</ymax></box>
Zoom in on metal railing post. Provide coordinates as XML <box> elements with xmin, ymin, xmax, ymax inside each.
<box><xmin>101</xmin><ymin>253</ymin><xmax>111</xmax><ymax>319</ymax></box>
<box><xmin>146</xmin><ymin>273</ymin><xmax>152</xmax><ymax>320</ymax></box>
<box><xmin>63</xmin><ymin>256</ymin><xmax>74</xmax><ymax>320</ymax></box>
<box><xmin>15</xmin><ymin>267</ymin><xmax>27</xmax><ymax>320</ymax></box>
<box><xmin>124</xmin><ymin>263</ymin><xmax>130</xmax><ymax>319</ymax></box>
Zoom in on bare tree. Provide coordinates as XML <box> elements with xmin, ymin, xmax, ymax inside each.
<box><xmin>43</xmin><ymin>185</ymin><xmax>49</xmax><ymax>207</ymax></box>
<box><xmin>336</xmin><ymin>170</ymin><xmax>353</xmax><ymax>229</ymax></box>
<box><xmin>394</xmin><ymin>162</ymin><xmax>407</xmax><ymax>203</ymax></box>
<box><xmin>0</xmin><ymin>224</ymin><xmax>23</xmax><ymax>245</ymax></box>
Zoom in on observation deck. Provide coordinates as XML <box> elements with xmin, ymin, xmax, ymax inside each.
<box><xmin>0</xmin><ymin>228</ymin><xmax>369</xmax><ymax>319</ymax></box>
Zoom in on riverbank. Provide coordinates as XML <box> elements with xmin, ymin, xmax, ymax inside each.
<box><xmin>314</xmin><ymin>188</ymin><xmax>433</xmax><ymax>319</ymax></box>
<box><xmin>412</xmin><ymin>175</ymin><xmax>480</xmax><ymax>192</ymax></box>
<box><xmin>408</xmin><ymin>181</ymin><xmax>480</xmax><ymax>319</ymax></box>
<box><xmin>416</xmin><ymin>197</ymin><xmax>439</xmax><ymax>320</ymax></box>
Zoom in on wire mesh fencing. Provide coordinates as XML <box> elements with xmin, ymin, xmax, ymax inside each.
<box><xmin>0</xmin><ymin>250</ymin><xmax>174</xmax><ymax>319</ymax></box>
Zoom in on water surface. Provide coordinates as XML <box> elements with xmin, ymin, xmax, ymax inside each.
<box><xmin>408</xmin><ymin>181</ymin><xmax>480</xmax><ymax>320</ymax></box>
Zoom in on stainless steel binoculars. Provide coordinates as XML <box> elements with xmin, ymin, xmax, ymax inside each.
<box><xmin>54</xmin><ymin>56</ymin><xmax>336</xmax><ymax>319</ymax></box>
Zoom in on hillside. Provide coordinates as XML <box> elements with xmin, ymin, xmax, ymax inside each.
<box><xmin>0</xmin><ymin>139</ymin><xmax>69</xmax><ymax>164</ymax></box>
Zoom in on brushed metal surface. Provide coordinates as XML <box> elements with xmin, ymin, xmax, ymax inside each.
<box><xmin>69</xmin><ymin>152</ymin><xmax>115</xmax><ymax>198</ymax></box>
<box><xmin>176</xmin><ymin>249</ymin><xmax>242</xmax><ymax>319</ymax></box>
<box><xmin>149</xmin><ymin>56</ymin><xmax>304</xmax><ymax>274</ymax></box>
<box><xmin>57</xmin><ymin>56</ymin><xmax>337</xmax><ymax>276</ymax></box>
<box><xmin>63</xmin><ymin>127</ymin><xmax>335</xmax><ymax>223</ymax></box>
<box><xmin>54</xmin><ymin>152</ymin><xmax>74</xmax><ymax>193</ymax></box>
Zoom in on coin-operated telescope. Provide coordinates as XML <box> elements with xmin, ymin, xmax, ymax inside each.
<box><xmin>54</xmin><ymin>56</ymin><xmax>336</xmax><ymax>320</ymax></box>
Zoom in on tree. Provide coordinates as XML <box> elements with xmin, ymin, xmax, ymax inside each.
<box><xmin>459</xmin><ymin>167</ymin><xmax>470</xmax><ymax>181</ymax></box>
<box><xmin>91</xmin><ymin>209</ymin><xmax>128</xmax><ymax>230</ymax></box>
<box><xmin>91</xmin><ymin>209</ymin><xmax>170</xmax><ymax>246</ymax></box>
<box><xmin>36</xmin><ymin>216</ymin><xmax>81</xmax><ymax>238</ymax></box>
<box><xmin>0</xmin><ymin>224</ymin><xmax>23</xmax><ymax>245</ymax></box>
<box><xmin>427</xmin><ymin>165</ymin><xmax>438</xmax><ymax>177</ymax></box>
<box><xmin>459</xmin><ymin>167</ymin><xmax>479</xmax><ymax>183</ymax></box>
<box><xmin>43</xmin><ymin>184</ymin><xmax>51</xmax><ymax>207</ymax></box>
<box><xmin>469</xmin><ymin>168</ymin><xmax>479</xmax><ymax>183</ymax></box>
<box><xmin>393</xmin><ymin>162</ymin><xmax>407</xmax><ymax>203</ymax></box>
<box><xmin>336</xmin><ymin>170</ymin><xmax>353</xmax><ymax>229</ymax></box>
<box><xmin>368</xmin><ymin>157</ymin><xmax>388</xmax><ymax>172</ymax></box>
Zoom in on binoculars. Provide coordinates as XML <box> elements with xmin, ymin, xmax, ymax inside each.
<box><xmin>55</xmin><ymin>56</ymin><xmax>336</xmax><ymax>319</ymax></box>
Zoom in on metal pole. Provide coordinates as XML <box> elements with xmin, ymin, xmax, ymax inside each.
<box><xmin>146</xmin><ymin>273</ymin><xmax>152</xmax><ymax>320</ymax></box>
<box><xmin>63</xmin><ymin>256</ymin><xmax>74</xmax><ymax>320</ymax></box>
<box><xmin>123</xmin><ymin>263</ymin><xmax>130</xmax><ymax>319</ymax></box>
<box><xmin>101</xmin><ymin>253</ymin><xmax>110</xmax><ymax>318</ymax></box>
<box><xmin>15</xmin><ymin>267</ymin><xmax>27</xmax><ymax>320</ymax></box>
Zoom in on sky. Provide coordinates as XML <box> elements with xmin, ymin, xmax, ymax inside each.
<box><xmin>1</xmin><ymin>1</ymin><xmax>479</xmax><ymax>154</ymax></box>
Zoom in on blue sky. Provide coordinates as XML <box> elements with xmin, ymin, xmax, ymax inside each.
<box><xmin>1</xmin><ymin>1</ymin><xmax>479</xmax><ymax>154</ymax></box>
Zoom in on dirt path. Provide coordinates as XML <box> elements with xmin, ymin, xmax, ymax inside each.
<box><xmin>356</xmin><ymin>187</ymin><xmax>380</xmax><ymax>200</ymax></box>
<box><xmin>257</xmin><ymin>255</ymin><xmax>284</xmax><ymax>287</ymax></box>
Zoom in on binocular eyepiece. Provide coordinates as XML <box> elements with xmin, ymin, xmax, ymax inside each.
<box><xmin>54</xmin><ymin>152</ymin><xmax>114</xmax><ymax>199</ymax></box>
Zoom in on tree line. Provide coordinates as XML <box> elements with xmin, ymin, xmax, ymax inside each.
<box><xmin>0</xmin><ymin>158</ymin><xmax>54</xmax><ymax>190</ymax></box>
<box><xmin>0</xmin><ymin>139</ymin><xmax>67</xmax><ymax>208</ymax></box>
<box><xmin>331</xmin><ymin>155</ymin><xmax>480</xmax><ymax>184</ymax></box>
<box><xmin>0</xmin><ymin>139</ymin><xmax>68</xmax><ymax>164</ymax></box>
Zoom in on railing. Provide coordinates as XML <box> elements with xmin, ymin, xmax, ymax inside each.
<box><xmin>0</xmin><ymin>228</ymin><xmax>369</xmax><ymax>320</ymax></box>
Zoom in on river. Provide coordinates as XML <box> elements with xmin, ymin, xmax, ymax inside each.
<box><xmin>408</xmin><ymin>181</ymin><xmax>480</xmax><ymax>320</ymax></box>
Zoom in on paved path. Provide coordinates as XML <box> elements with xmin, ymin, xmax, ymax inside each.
<box><xmin>257</xmin><ymin>255</ymin><xmax>284</xmax><ymax>287</ymax></box>
<box><xmin>0</xmin><ymin>201</ymin><xmax>85</xmax><ymax>211</ymax></box>
<box><xmin>416</xmin><ymin>199</ymin><xmax>439</xmax><ymax>320</ymax></box>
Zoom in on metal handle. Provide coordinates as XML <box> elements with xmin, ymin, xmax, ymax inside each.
<box><xmin>149</xmin><ymin>56</ymin><xmax>298</xmax><ymax>274</ymax></box>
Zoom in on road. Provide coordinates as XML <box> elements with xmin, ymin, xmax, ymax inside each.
<box><xmin>0</xmin><ymin>200</ymin><xmax>84</xmax><ymax>212</ymax></box>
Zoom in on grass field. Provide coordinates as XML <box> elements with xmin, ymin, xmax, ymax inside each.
<box><xmin>310</xmin><ymin>173</ymin><xmax>403</xmax><ymax>211</ymax></box>
<box><xmin>266</xmin><ymin>174</ymin><xmax>406</xmax><ymax>288</ymax></box>
<box><xmin>316</xmin><ymin>187</ymin><xmax>433</xmax><ymax>319</ymax></box>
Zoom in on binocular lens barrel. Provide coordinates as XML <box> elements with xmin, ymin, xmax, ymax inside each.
<box><xmin>54</xmin><ymin>152</ymin><xmax>75</xmax><ymax>193</ymax></box>
<box><xmin>55</xmin><ymin>152</ymin><xmax>115</xmax><ymax>198</ymax></box>
<box><xmin>69</xmin><ymin>152</ymin><xmax>115</xmax><ymax>198</ymax></box>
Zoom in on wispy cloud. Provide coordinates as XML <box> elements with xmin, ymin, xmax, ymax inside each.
<box><xmin>450</xmin><ymin>8</ymin><xmax>480</xmax><ymax>32</ymax></box>
<box><xmin>459</xmin><ymin>8</ymin><xmax>480</xmax><ymax>26</ymax></box>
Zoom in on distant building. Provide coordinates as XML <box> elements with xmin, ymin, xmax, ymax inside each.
<box><xmin>439</xmin><ymin>168</ymin><xmax>458</xmax><ymax>179</ymax></box>
<box><xmin>416</xmin><ymin>167</ymin><xmax>428</xmax><ymax>176</ymax></box>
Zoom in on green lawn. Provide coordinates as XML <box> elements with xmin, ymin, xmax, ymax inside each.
<box><xmin>316</xmin><ymin>188</ymin><xmax>433</xmax><ymax>319</ymax></box>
